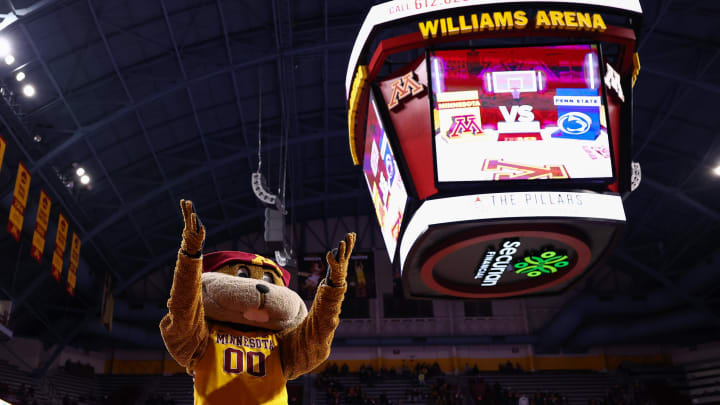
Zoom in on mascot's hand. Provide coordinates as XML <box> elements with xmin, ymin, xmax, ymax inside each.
<box><xmin>180</xmin><ymin>199</ymin><xmax>206</xmax><ymax>257</ymax></box>
<box><xmin>325</xmin><ymin>233</ymin><xmax>357</xmax><ymax>287</ymax></box>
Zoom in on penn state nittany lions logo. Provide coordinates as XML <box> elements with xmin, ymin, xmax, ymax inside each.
<box><xmin>384</xmin><ymin>153</ymin><xmax>395</xmax><ymax>185</ymax></box>
<box><xmin>557</xmin><ymin>112</ymin><xmax>592</xmax><ymax>135</ymax></box>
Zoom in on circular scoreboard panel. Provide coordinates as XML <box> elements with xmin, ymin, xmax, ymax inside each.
<box><xmin>422</xmin><ymin>230</ymin><xmax>590</xmax><ymax>299</ymax></box>
<box><xmin>397</xmin><ymin>191</ymin><xmax>625</xmax><ymax>299</ymax></box>
<box><xmin>347</xmin><ymin>0</ymin><xmax>641</xmax><ymax>299</ymax></box>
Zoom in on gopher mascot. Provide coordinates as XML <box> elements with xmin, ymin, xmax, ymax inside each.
<box><xmin>160</xmin><ymin>200</ymin><xmax>356</xmax><ymax>404</ymax></box>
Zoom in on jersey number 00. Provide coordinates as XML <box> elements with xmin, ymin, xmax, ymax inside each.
<box><xmin>223</xmin><ymin>348</ymin><xmax>267</xmax><ymax>377</ymax></box>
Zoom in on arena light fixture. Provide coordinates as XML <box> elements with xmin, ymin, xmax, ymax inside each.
<box><xmin>76</xmin><ymin>167</ymin><xmax>86</xmax><ymax>177</ymax></box>
<box><xmin>22</xmin><ymin>84</ymin><xmax>35</xmax><ymax>97</ymax></box>
<box><xmin>15</xmin><ymin>71</ymin><xmax>25</xmax><ymax>81</ymax></box>
<box><xmin>80</xmin><ymin>175</ymin><xmax>90</xmax><ymax>185</ymax></box>
<box><xmin>713</xmin><ymin>165</ymin><xmax>720</xmax><ymax>176</ymax></box>
<box><xmin>4</xmin><ymin>54</ymin><xmax>14</xmax><ymax>65</ymax></box>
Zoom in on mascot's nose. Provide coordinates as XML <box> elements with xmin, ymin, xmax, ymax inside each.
<box><xmin>256</xmin><ymin>284</ymin><xmax>270</xmax><ymax>294</ymax></box>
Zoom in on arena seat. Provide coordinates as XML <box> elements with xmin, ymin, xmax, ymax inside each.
<box><xmin>684</xmin><ymin>358</ymin><xmax>720</xmax><ymax>404</ymax></box>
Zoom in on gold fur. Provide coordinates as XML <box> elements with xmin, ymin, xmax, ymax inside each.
<box><xmin>160</xmin><ymin>200</ymin><xmax>356</xmax><ymax>385</ymax></box>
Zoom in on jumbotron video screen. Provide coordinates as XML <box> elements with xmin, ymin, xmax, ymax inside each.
<box><xmin>430</xmin><ymin>44</ymin><xmax>614</xmax><ymax>183</ymax></box>
<box><xmin>362</xmin><ymin>94</ymin><xmax>409</xmax><ymax>261</ymax></box>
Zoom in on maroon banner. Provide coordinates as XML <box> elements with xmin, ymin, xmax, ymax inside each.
<box><xmin>7</xmin><ymin>162</ymin><xmax>31</xmax><ymax>241</ymax></box>
<box><xmin>31</xmin><ymin>190</ymin><xmax>52</xmax><ymax>263</ymax></box>
<box><xmin>50</xmin><ymin>214</ymin><xmax>68</xmax><ymax>283</ymax></box>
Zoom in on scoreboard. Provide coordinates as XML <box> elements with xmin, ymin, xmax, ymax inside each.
<box><xmin>346</xmin><ymin>0</ymin><xmax>642</xmax><ymax>299</ymax></box>
<box><xmin>430</xmin><ymin>44</ymin><xmax>613</xmax><ymax>183</ymax></box>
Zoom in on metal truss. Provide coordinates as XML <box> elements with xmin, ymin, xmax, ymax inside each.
<box><xmin>0</xmin><ymin>79</ymin><xmax>121</xmax><ymax>280</ymax></box>
<box><xmin>157</xmin><ymin>0</ymin><xmax>231</xmax><ymax>238</ymax></box>
<box><xmin>20</xmin><ymin>23</ymin><xmax>157</xmax><ymax>257</ymax></box>
<box><xmin>0</xmin><ymin>0</ymin><xmax>71</xmax><ymax>31</ymax></box>
<box><xmin>81</xmin><ymin>129</ymin><xmax>345</xmax><ymax>244</ymax></box>
<box><xmin>86</xmin><ymin>0</ymin><xmax>180</xmax><ymax>219</ymax></box>
<box><xmin>634</xmin><ymin>47</ymin><xmax>720</xmax><ymax>158</ymax></box>
<box><xmin>112</xmin><ymin>189</ymin><xmax>364</xmax><ymax>296</ymax></box>
<box><xmin>28</xmin><ymin>40</ymin><xmax>351</xmax><ymax>173</ymax></box>
<box><xmin>215</xmin><ymin>0</ymin><xmax>254</xmax><ymax>174</ymax></box>
<box><xmin>615</xmin><ymin>252</ymin><xmax>720</xmax><ymax>325</ymax></box>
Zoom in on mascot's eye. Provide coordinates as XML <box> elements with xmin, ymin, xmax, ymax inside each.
<box><xmin>237</xmin><ymin>267</ymin><xmax>250</xmax><ymax>278</ymax></box>
<box><xmin>262</xmin><ymin>272</ymin><xmax>274</xmax><ymax>283</ymax></box>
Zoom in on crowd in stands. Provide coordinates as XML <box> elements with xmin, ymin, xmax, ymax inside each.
<box><xmin>498</xmin><ymin>361</ymin><xmax>524</xmax><ymax>374</ymax></box>
<box><xmin>463</xmin><ymin>361</ymin><xmax>525</xmax><ymax>376</ymax></box>
<box><xmin>469</xmin><ymin>378</ymin><xmax>569</xmax><ymax>405</ymax></box>
<box><xmin>0</xmin><ymin>380</ymin><xmax>123</xmax><ymax>405</ymax></box>
<box><xmin>317</xmin><ymin>362</ymin><xmax>462</xmax><ymax>405</ymax></box>
<box><xmin>317</xmin><ymin>363</ymin><xmax>394</xmax><ymax>405</ymax></box>
<box><xmin>0</xmin><ymin>382</ymin><xmax>91</xmax><ymax>405</ymax></box>
<box><xmin>587</xmin><ymin>382</ymin><xmax>658</xmax><ymax>405</ymax></box>
<box><xmin>63</xmin><ymin>360</ymin><xmax>95</xmax><ymax>378</ymax></box>
<box><xmin>423</xmin><ymin>380</ymin><xmax>464</xmax><ymax>405</ymax></box>
<box><xmin>144</xmin><ymin>392</ymin><xmax>177</xmax><ymax>405</ymax></box>
<box><xmin>0</xmin><ymin>382</ymin><xmax>41</xmax><ymax>405</ymax></box>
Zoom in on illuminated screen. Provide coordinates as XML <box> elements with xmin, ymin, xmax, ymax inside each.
<box><xmin>430</xmin><ymin>44</ymin><xmax>613</xmax><ymax>182</ymax></box>
<box><xmin>363</xmin><ymin>94</ymin><xmax>408</xmax><ymax>261</ymax></box>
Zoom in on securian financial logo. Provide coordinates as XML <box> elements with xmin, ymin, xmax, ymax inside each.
<box><xmin>514</xmin><ymin>251</ymin><xmax>569</xmax><ymax>278</ymax></box>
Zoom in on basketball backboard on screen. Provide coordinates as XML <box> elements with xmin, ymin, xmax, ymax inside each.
<box><xmin>491</xmin><ymin>70</ymin><xmax>540</xmax><ymax>98</ymax></box>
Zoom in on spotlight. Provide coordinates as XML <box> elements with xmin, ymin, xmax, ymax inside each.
<box><xmin>22</xmin><ymin>84</ymin><xmax>35</xmax><ymax>97</ymax></box>
<box><xmin>76</xmin><ymin>167</ymin><xmax>86</xmax><ymax>177</ymax></box>
<box><xmin>0</xmin><ymin>38</ymin><xmax>11</xmax><ymax>57</ymax></box>
<box><xmin>33</xmin><ymin>134</ymin><xmax>42</xmax><ymax>143</ymax></box>
<box><xmin>714</xmin><ymin>165</ymin><xmax>720</xmax><ymax>176</ymax></box>
<box><xmin>4</xmin><ymin>54</ymin><xmax>14</xmax><ymax>65</ymax></box>
<box><xmin>80</xmin><ymin>175</ymin><xmax>90</xmax><ymax>185</ymax></box>
<box><xmin>15</xmin><ymin>72</ymin><xmax>25</xmax><ymax>81</ymax></box>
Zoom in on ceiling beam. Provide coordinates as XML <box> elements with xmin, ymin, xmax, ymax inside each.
<box><xmin>28</xmin><ymin>40</ymin><xmax>352</xmax><ymax>174</ymax></box>
<box><xmin>0</xmin><ymin>0</ymin><xmax>71</xmax><ymax>31</ymax></box>
<box><xmin>112</xmin><ymin>189</ymin><xmax>364</xmax><ymax>296</ymax></box>
<box><xmin>634</xmin><ymin>48</ymin><xmax>720</xmax><ymax>159</ymax></box>
<box><xmin>643</xmin><ymin>67</ymin><xmax>720</xmax><ymax>95</ymax></box>
<box><xmin>159</xmin><ymin>0</ymin><xmax>232</xmax><ymax>243</ymax></box>
<box><xmin>87</xmin><ymin>0</ymin><xmax>181</xmax><ymax>224</ymax></box>
<box><xmin>82</xmin><ymin>130</ymin><xmax>346</xmax><ymax>243</ymax></box>
<box><xmin>643</xmin><ymin>177</ymin><xmax>719</xmax><ymax>223</ymax></box>
<box><xmin>637</xmin><ymin>0</ymin><xmax>674</xmax><ymax>51</ymax></box>
<box><xmin>215</xmin><ymin>0</ymin><xmax>255</xmax><ymax>173</ymax></box>
<box><xmin>615</xmin><ymin>252</ymin><xmax>720</xmax><ymax>325</ymax></box>
<box><xmin>0</xmin><ymin>74</ymin><xmax>122</xmax><ymax>283</ymax></box>
<box><xmin>20</xmin><ymin>22</ymin><xmax>157</xmax><ymax>258</ymax></box>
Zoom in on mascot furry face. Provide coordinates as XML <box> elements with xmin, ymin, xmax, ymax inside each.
<box><xmin>200</xmin><ymin>251</ymin><xmax>307</xmax><ymax>331</ymax></box>
<box><xmin>161</xmin><ymin>200</ymin><xmax>355</xmax><ymax>405</ymax></box>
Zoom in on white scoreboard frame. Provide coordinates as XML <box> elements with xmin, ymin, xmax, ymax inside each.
<box><xmin>345</xmin><ymin>0</ymin><xmax>643</xmax><ymax>96</ymax></box>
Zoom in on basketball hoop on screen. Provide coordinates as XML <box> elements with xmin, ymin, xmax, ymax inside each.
<box><xmin>486</xmin><ymin>70</ymin><xmax>546</xmax><ymax>99</ymax></box>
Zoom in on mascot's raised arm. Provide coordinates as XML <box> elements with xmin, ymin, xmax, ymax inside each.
<box><xmin>160</xmin><ymin>199</ymin><xmax>356</xmax><ymax>405</ymax></box>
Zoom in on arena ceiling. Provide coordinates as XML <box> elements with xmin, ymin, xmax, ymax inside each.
<box><xmin>0</xmin><ymin>0</ymin><xmax>717</xmax><ymax>371</ymax></box>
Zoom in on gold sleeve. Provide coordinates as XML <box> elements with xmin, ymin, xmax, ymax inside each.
<box><xmin>279</xmin><ymin>281</ymin><xmax>346</xmax><ymax>380</ymax></box>
<box><xmin>159</xmin><ymin>251</ymin><xmax>209</xmax><ymax>369</ymax></box>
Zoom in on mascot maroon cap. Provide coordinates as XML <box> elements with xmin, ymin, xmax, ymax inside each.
<box><xmin>202</xmin><ymin>251</ymin><xmax>292</xmax><ymax>287</ymax></box>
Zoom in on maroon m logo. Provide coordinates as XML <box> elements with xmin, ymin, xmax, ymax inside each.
<box><xmin>447</xmin><ymin>114</ymin><xmax>482</xmax><ymax>138</ymax></box>
<box><xmin>387</xmin><ymin>72</ymin><xmax>425</xmax><ymax>110</ymax></box>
